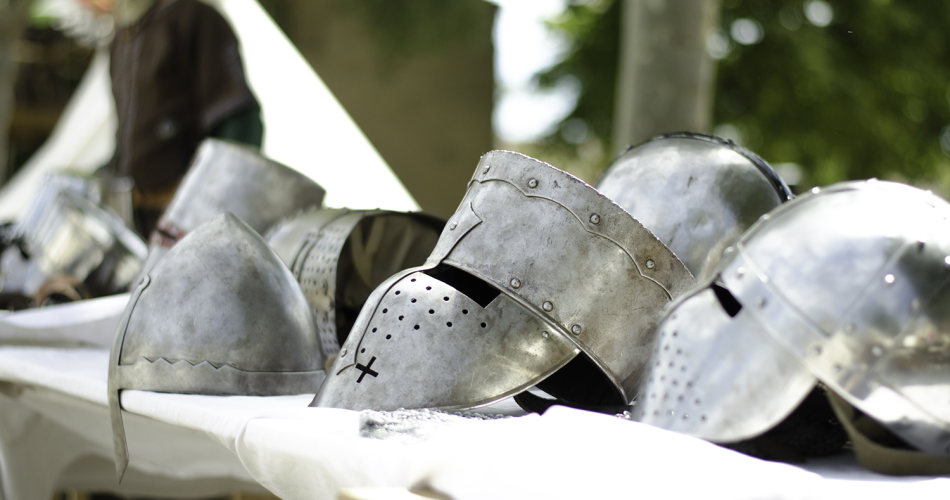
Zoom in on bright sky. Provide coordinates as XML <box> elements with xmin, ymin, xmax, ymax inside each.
<box><xmin>488</xmin><ymin>0</ymin><xmax>575</xmax><ymax>144</ymax></box>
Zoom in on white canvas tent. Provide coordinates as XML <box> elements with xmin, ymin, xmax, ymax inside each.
<box><xmin>0</xmin><ymin>0</ymin><xmax>419</xmax><ymax>223</ymax></box>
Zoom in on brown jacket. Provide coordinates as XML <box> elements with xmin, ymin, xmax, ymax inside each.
<box><xmin>111</xmin><ymin>0</ymin><xmax>258</xmax><ymax>193</ymax></box>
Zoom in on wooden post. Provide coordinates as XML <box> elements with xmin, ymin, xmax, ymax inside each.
<box><xmin>613</xmin><ymin>0</ymin><xmax>719</xmax><ymax>152</ymax></box>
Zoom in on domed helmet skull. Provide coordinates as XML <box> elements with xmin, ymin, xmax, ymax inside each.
<box><xmin>109</xmin><ymin>213</ymin><xmax>324</xmax><ymax>481</ymax></box>
<box><xmin>137</xmin><ymin>138</ymin><xmax>326</xmax><ymax>277</ymax></box>
<box><xmin>265</xmin><ymin>208</ymin><xmax>444</xmax><ymax>358</ymax></box>
<box><xmin>312</xmin><ymin>151</ymin><xmax>695</xmax><ymax>412</ymax></box>
<box><xmin>635</xmin><ymin>180</ymin><xmax>950</xmax><ymax>461</ymax></box>
<box><xmin>595</xmin><ymin>132</ymin><xmax>793</xmax><ymax>281</ymax></box>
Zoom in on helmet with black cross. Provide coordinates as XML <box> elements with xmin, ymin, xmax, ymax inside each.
<box><xmin>312</xmin><ymin>150</ymin><xmax>695</xmax><ymax>412</ymax></box>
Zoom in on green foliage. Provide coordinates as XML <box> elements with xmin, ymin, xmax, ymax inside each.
<box><xmin>536</xmin><ymin>0</ymin><xmax>619</xmax><ymax>152</ymax></box>
<box><xmin>717</xmin><ymin>0</ymin><xmax>950</xmax><ymax>191</ymax></box>
<box><xmin>538</xmin><ymin>0</ymin><xmax>950</xmax><ymax>192</ymax></box>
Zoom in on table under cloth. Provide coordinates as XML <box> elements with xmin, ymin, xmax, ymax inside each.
<box><xmin>0</xmin><ymin>302</ymin><xmax>948</xmax><ymax>500</ymax></box>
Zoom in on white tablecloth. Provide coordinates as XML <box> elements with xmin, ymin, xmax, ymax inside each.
<box><xmin>1</xmin><ymin>307</ymin><xmax>949</xmax><ymax>500</ymax></box>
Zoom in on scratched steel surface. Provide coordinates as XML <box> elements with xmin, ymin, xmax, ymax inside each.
<box><xmin>636</xmin><ymin>180</ymin><xmax>950</xmax><ymax>458</ymax></box>
<box><xmin>265</xmin><ymin>208</ymin><xmax>443</xmax><ymax>358</ymax></box>
<box><xmin>313</xmin><ymin>150</ymin><xmax>694</xmax><ymax>411</ymax></box>
<box><xmin>109</xmin><ymin>213</ymin><xmax>324</xmax><ymax>480</ymax></box>
<box><xmin>138</xmin><ymin>138</ymin><xmax>326</xmax><ymax>278</ymax></box>
<box><xmin>596</xmin><ymin>133</ymin><xmax>791</xmax><ymax>282</ymax></box>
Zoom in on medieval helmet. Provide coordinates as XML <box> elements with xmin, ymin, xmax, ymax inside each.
<box><xmin>264</xmin><ymin>208</ymin><xmax>444</xmax><ymax>358</ymax></box>
<box><xmin>312</xmin><ymin>150</ymin><xmax>695</xmax><ymax>412</ymax></box>
<box><xmin>17</xmin><ymin>172</ymin><xmax>102</xmax><ymax>240</ymax></box>
<box><xmin>595</xmin><ymin>132</ymin><xmax>793</xmax><ymax>281</ymax></box>
<box><xmin>138</xmin><ymin>138</ymin><xmax>326</xmax><ymax>276</ymax></box>
<box><xmin>1</xmin><ymin>190</ymin><xmax>146</xmax><ymax>300</ymax></box>
<box><xmin>1</xmin><ymin>173</ymin><xmax>106</xmax><ymax>299</ymax></box>
<box><xmin>109</xmin><ymin>212</ymin><xmax>324</xmax><ymax>480</ymax></box>
<box><xmin>635</xmin><ymin>180</ymin><xmax>950</xmax><ymax>460</ymax></box>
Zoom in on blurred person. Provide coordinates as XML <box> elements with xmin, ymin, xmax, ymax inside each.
<box><xmin>81</xmin><ymin>0</ymin><xmax>262</xmax><ymax>236</ymax></box>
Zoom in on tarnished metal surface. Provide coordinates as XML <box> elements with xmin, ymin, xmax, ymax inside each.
<box><xmin>636</xmin><ymin>180</ymin><xmax>950</xmax><ymax>456</ymax></box>
<box><xmin>138</xmin><ymin>138</ymin><xmax>326</xmax><ymax>276</ymax></box>
<box><xmin>595</xmin><ymin>133</ymin><xmax>792</xmax><ymax>281</ymax></box>
<box><xmin>316</xmin><ymin>270</ymin><xmax>578</xmax><ymax>410</ymax></box>
<box><xmin>1</xmin><ymin>173</ymin><xmax>103</xmax><ymax>297</ymax></box>
<box><xmin>1</xmin><ymin>190</ymin><xmax>146</xmax><ymax>298</ymax></box>
<box><xmin>633</xmin><ymin>284</ymin><xmax>816</xmax><ymax>442</ymax></box>
<box><xmin>313</xmin><ymin>150</ymin><xmax>694</xmax><ymax>411</ymax></box>
<box><xmin>109</xmin><ymin>213</ymin><xmax>324</xmax><ymax>480</ymax></box>
<box><xmin>17</xmin><ymin>173</ymin><xmax>101</xmax><ymax>241</ymax></box>
<box><xmin>265</xmin><ymin>208</ymin><xmax>443</xmax><ymax>356</ymax></box>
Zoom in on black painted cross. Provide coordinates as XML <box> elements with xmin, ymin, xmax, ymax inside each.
<box><xmin>355</xmin><ymin>356</ymin><xmax>379</xmax><ymax>383</ymax></box>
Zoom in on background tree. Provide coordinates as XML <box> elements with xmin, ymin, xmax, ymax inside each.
<box><xmin>539</xmin><ymin>0</ymin><xmax>950</xmax><ymax>193</ymax></box>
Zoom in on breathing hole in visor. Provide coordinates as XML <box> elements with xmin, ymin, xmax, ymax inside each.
<box><xmin>424</xmin><ymin>264</ymin><xmax>500</xmax><ymax>308</ymax></box>
<box><xmin>711</xmin><ymin>281</ymin><xmax>742</xmax><ymax>318</ymax></box>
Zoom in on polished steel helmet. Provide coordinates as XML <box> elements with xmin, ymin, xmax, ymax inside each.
<box><xmin>312</xmin><ymin>150</ymin><xmax>695</xmax><ymax>411</ymax></box>
<box><xmin>0</xmin><ymin>190</ymin><xmax>146</xmax><ymax>299</ymax></box>
<box><xmin>138</xmin><ymin>138</ymin><xmax>326</xmax><ymax>276</ymax></box>
<box><xmin>595</xmin><ymin>132</ymin><xmax>793</xmax><ymax>281</ymax></box>
<box><xmin>635</xmin><ymin>180</ymin><xmax>950</xmax><ymax>459</ymax></box>
<box><xmin>265</xmin><ymin>208</ymin><xmax>443</xmax><ymax>357</ymax></box>
<box><xmin>17</xmin><ymin>172</ymin><xmax>102</xmax><ymax>240</ymax></box>
<box><xmin>109</xmin><ymin>213</ymin><xmax>324</xmax><ymax>480</ymax></box>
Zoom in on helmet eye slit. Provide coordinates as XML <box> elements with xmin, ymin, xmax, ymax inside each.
<box><xmin>711</xmin><ymin>281</ymin><xmax>743</xmax><ymax>318</ymax></box>
<box><xmin>423</xmin><ymin>264</ymin><xmax>500</xmax><ymax>308</ymax></box>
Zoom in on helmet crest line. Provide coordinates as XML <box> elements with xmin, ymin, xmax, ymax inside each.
<box><xmin>476</xmin><ymin>176</ymin><xmax>681</xmax><ymax>300</ymax></box>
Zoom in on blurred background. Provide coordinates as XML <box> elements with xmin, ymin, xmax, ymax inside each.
<box><xmin>2</xmin><ymin>0</ymin><xmax>950</xmax><ymax>219</ymax></box>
